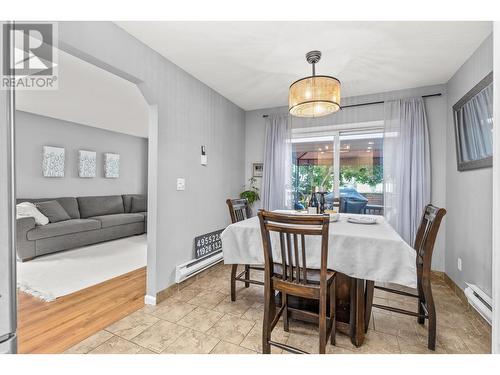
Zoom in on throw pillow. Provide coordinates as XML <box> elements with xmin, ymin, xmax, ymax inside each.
<box><xmin>16</xmin><ymin>202</ymin><xmax>49</xmax><ymax>225</ymax></box>
<box><xmin>130</xmin><ymin>196</ymin><xmax>147</xmax><ymax>213</ymax></box>
<box><xmin>35</xmin><ymin>200</ymin><xmax>71</xmax><ymax>223</ymax></box>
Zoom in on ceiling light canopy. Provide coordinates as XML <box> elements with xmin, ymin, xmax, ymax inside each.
<box><xmin>289</xmin><ymin>51</ymin><xmax>341</xmax><ymax>118</ymax></box>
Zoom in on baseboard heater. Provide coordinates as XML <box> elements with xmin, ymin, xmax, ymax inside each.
<box><xmin>175</xmin><ymin>250</ymin><xmax>223</xmax><ymax>283</ymax></box>
<box><xmin>464</xmin><ymin>283</ymin><xmax>492</xmax><ymax>325</ymax></box>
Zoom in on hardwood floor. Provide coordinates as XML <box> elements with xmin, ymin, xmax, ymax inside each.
<box><xmin>17</xmin><ymin>267</ymin><xmax>146</xmax><ymax>354</ymax></box>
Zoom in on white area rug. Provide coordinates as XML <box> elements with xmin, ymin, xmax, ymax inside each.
<box><xmin>17</xmin><ymin>235</ymin><xmax>147</xmax><ymax>302</ymax></box>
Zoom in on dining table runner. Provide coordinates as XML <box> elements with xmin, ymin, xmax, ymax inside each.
<box><xmin>221</xmin><ymin>212</ymin><xmax>417</xmax><ymax>288</ymax></box>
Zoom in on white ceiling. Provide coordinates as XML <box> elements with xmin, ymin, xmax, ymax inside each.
<box><xmin>117</xmin><ymin>21</ymin><xmax>492</xmax><ymax>111</ymax></box>
<box><xmin>16</xmin><ymin>49</ymin><xmax>149</xmax><ymax>138</ymax></box>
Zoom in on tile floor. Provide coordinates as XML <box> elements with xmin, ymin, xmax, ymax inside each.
<box><xmin>65</xmin><ymin>264</ymin><xmax>491</xmax><ymax>354</ymax></box>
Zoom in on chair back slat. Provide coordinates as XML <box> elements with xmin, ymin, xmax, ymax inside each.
<box><xmin>226</xmin><ymin>198</ymin><xmax>251</xmax><ymax>224</ymax></box>
<box><xmin>293</xmin><ymin>234</ymin><xmax>300</xmax><ymax>283</ymax></box>
<box><xmin>413</xmin><ymin>204</ymin><xmax>446</xmax><ymax>272</ymax></box>
<box><xmin>258</xmin><ymin>210</ymin><xmax>330</xmax><ymax>287</ymax></box>
<box><xmin>279</xmin><ymin>232</ymin><xmax>288</xmax><ymax>280</ymax></box>
<box><xmin>301</xmin><ymin>234</ymin><xmax>307</xmax><ymax>284</ymax></box>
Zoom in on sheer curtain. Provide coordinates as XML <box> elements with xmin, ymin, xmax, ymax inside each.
<box><xmin>384</xmin><ymin>97</ymin><xmax>431</xmax><ymax>244</ymax></box>
<box><xmin>261</xmin><ymin>114</ymin><xmax>292</xmax><ymax>211</ymax></box>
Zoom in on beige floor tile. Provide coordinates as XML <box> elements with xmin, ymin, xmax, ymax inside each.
<box><xmin>242</xmin><ymin>306</ymin><xmax>263</xmax><ymax>322</ymax></box>
<box><xmin>458</xmin><ymin>330</ymin><xmax>491</xmax><ymax>354</ymax></box>
<box><xmin>65</xmin><ymin>261</ymin><xmax>491</xmax><ymax>355</ymax></box>
<box><xmin>240</xmin><ymin>322</ymin><xmax>289</xmax><ymax>354</ymax></box>
<box><xmin>206</xmin><ymin>314</ymin><xmax>256</xmax><ymax>345</ymax></box>
<box><xmin>190</xmin><ymin>274</ymin><xmax>228</xmax><ymax>292</ymax></box>
<box><xmin>162</xmin><ymin>329</ymin><xmax>220</xmax><ymax>354</ymax></box>
<box><xmin>387</xmin><ymin>298</ymin><xmax>420</xmax><ymax>313</ymax></box>
<box><xmin>213</xmin><ymin>296</ymin><xmax>254</xmax><ymax>317</ymax></box>
<box><xmin>89</xmin><ymin>336</ymin><xmax>154</xmax><ymax>354</ymax></box>
<box><xmin>105</xmin><ymin>310</ymin><xmax>159</xmax><ymax>340</ymax></box>
<box><xmin>335</xmin><ymin>330</ymin><xmax>401</xmax><ymax>354</ymax></box>
<box><xmin>142</xmin><ymin>300</ymin><xmax>196</xmax><ymax>323</ymax></box>
<box><xmin>188</xmin><ymin>289</ymin><xmax>227</xmax><ymax>308</ymax></box>
<box><xmin>373</xmin><ymin>311</ymin><xmax>419</xmax><ymax>340</ymax></box>
<box><xmin>210</xmin><ymin>341</ymin><xmax>256</xmax><ymax>354</ymax></box>
<box><xmin>237</xmin><ymin>285</ymin><xmax>265</xmax><ymax>302</ymax></box>
<box><xmin>64</xmin><ymin>330</ymin><xmax>114</xmax><ymax>354</ymax></box>
<box><xmin>131</xmin><ymin>320</ymin><xmax>189</xmax><ymax>353</ymax></box>
<box><xmin>397</xmin><ymin>336</ymin><xmax>446</xmax><ymax>354</ymax></box>
<box><xmin>419</xmin><ymin>324</ymin><xmax>470</xmax><ymax>354</ymax></box>
<box><xmin>325</xmin><ymin>344</ymin><xmax>357</xmax><ymax>354</ymax></box>
<box><xmin>287</xmin><ymin>319</ymin><xmax>319</xmax><ymax>336</ymax></box>
<box><xmin>177</xmin><ymin>306</ymin><xmax>224</xmax><ymax>332</ymax></box>
<box><xmin>285</xmin><ymin>333</ymin><xmax>322</xmax><ymax>354</ymax></box>
<box><xmin>170</xmin><ymin>286</ymin><xmax>204</xmax><ymax>302</ymax></box>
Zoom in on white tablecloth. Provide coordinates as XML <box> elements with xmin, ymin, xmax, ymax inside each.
<box><xmin>221</xmin><ymin>213</ymin><xmax>417</xmax><ymax>288</ymax></box>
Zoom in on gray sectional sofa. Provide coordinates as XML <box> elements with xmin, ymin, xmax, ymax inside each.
<box><xmin>16</xmin><ymin>194</ymin><xmax>147</xmax><ymax>261</ymax></box>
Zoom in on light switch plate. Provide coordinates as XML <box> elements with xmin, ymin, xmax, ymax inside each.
<box><xmin>201</xmin><ymin>155</ymin><xmax>208</xmax><ymax>166</ymax></box>
<box><xmin>176</xmin><ymin>178</ymin><xmax>185</xmax><ymax>191</ymax></box>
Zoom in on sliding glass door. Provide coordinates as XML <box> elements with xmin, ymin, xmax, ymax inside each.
<box><xmin>292</xmin><ymin>126</ymin><xmax>384</xmax><ymax>214</ymax></box>
<box><xmin>292</xmin><ymin>136</ymin><xmax>335</xmax><ymax>209</ymax></box>
<box><xmin>339</xmin><ymin>130</ymin><xmax>384</xmax><ymax>214</ymax></box>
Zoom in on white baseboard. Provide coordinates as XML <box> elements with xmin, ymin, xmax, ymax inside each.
<box><xmin>144</xmin><ymin>294</ymin><xmax>157</xmax><ymax>306</ymax></box>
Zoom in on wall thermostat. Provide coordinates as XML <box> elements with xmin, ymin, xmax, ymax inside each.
<box><xmin>201</xmin><ymin>146</ymin><xmax>207</xmax><ymax>166</ymax></box>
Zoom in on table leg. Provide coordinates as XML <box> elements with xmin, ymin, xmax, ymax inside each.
<box><xmin>349</xmin><ymin>278</ymin><xmax>365</xmax><ymax>347</ymax></box>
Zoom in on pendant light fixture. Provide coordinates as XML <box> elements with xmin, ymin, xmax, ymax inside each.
<box><xmin>289</xmin><ymin>50</ymin><xmax>341</xmax><ymax>118</ymax></box>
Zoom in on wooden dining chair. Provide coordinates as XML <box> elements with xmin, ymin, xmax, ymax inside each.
<box><xmin>364</xmin><ymin>204</ymin><xmax>446</xmax><ymax>350</ymax></box>
<box><xmin>226</xmin><ymin>198</ymin><xmax>264</xmax><ymax>301</ymax></box>
<box><xmin>258</xmin><ymin>210</ymin><xmax>337</xmax><ymax>354</ymax></box>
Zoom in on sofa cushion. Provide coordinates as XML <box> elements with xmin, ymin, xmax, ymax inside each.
<box><xmin>77</xmin><ymin>195</ymin><xmax>125</xmax><ymax>218</ymax></box>
<box><xmin>27</xmin><ymin>219</ymin><xmax>101</xmax><ymax>240</ymax></box>
<box><xmin>35</xmin><ymin>200</ymin><xmax>71</xmax><ymax>223</ymax></box>
<box><xmin>89</xmin><ymin>213</ymin><xmax>144</xmax><ymax>228</ymax></box>
<box><xmin>131</xmin><ymin>196</ymin><xmax>147</xmax><ymax>213</ymax></box>
<box><xmin>17</xmin><ymin>197</ymin><xmax>80</xmax><ymax>219</ymax></box>
<box><xmin>122</xmin><ymin>194</ymin><xmax>146</xmax><ymax>213</ymax></box>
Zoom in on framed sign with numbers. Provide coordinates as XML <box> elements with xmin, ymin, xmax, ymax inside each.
<box><xmin>194</xmin><ymin>229</ymin><xmax>224</xmax><ymax>259</ymax></box>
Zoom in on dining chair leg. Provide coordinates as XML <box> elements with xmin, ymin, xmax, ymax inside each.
<box><xmin>422</xmin><ymin>279</ymin><xmax>436</xmax><ymax>350</ymax></box>
<box><xmin>282</xmin><ymin>292</ymin><xmax>289</xmax><ymax>332</ymax></box>
<box><xmin>262</xmin><ymin>285</ymin><xmax>275</xmax><ymax>354</ymax></box>
<box><xmin>330</xmin><ymin>279</ymin><xmax>336</xmax><ymax>345</ymax></box>
<box><xmin>244</xmin><ymin>265</ymin><xmax>250</xmax><ymax>288</ymax></box>
<box><xmin>230</xmin><ymin>264</ymin><xmax>237</xmax><ymax>302</ymax></box>
<box><xmin>364</xmin><ymin>280</ymin><xmax>374</xmax><ymax>333</ymax></box>
<box><xmin>319</xmin><ymin>287</ymin><xmax>327</xmax><ymax>354</ymax></box>
<box><xmin>417</xmin><ymin>268</ymin><xmax>426</xmax><ymax>325</ymax></box>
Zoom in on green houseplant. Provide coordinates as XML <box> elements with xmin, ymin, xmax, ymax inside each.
<box><xmin>240</xmin><ymin>177</ymin><xmax>260</xmax><ymax>206</ymax></box>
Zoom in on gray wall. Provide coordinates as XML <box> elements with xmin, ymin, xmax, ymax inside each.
<box><xmin>445</xmin><ymin>34</ymin><xmax>493</xmax><ymax>295</ymax></box>
<box><xmin>245</xmin><ymin>84</ymin><xmax>448</xmax><ymax>271</ymax></box>
<box><xmin>15</xmin><ymin>111</ymin><xmax>148</xmax><ymax>199</ymax></box>
<box><xmin>55</xmin><ymin>22</ymin><xmax>246</xmax><ymax>296</ymax></box>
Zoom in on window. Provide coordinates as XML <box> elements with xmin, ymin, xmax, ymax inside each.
<box><xmin>292</xmin><ymin>124</ymin><xmax>384</xmax><ymax>214</ymax></box>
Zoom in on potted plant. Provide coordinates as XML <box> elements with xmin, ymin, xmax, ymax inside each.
<box><xmin>240</xmin><ymin>177</ymin><xmax>260</xmax><ymax>215</ymax></box>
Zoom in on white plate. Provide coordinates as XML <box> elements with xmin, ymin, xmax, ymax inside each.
<box><xmin>347</xmin><ymin>216</ymin><xmax>377</xmax><ymax>225</ymax></box>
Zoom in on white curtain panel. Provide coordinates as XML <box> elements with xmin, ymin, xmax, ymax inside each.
<box><xmin>383</xmin><ymin>97</ymin><xmax>431</xmax><ymax>245</ymax></box>
<box><xmin>262</xmin><ymin>114</ymin><xmax>292</xmax><ymax>211</ymax></box>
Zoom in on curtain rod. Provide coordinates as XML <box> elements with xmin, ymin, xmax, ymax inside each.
<box><xmin>261</xmin><ymin>93</ymin><xmax>442</xmax><ymax>118</ymax></box>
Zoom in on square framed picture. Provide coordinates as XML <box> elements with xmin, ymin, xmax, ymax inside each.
<box><xmin>78</xmin><ymin>150</ymin><xmax>97</xmax><ymax>178</ymax></box>
<box><xmin>104</xmin><ymin>153</ymin><xmax>120</xmax><ymax>178</ymax></box>
<box><xmin>42</xmin><ymin>146</ymin><xmax>65</xmax><ymax>177</ymax></box>
<box><xmin>252</xmin><ymin>162</ymin><xmax>263</xmax><ymax>177</ymax></box>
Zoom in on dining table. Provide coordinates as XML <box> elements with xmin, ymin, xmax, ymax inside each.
<box><xmin>221</xmin><ymin>211</ymin><xmax>417</xmax><ymax>347</ymax></box>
